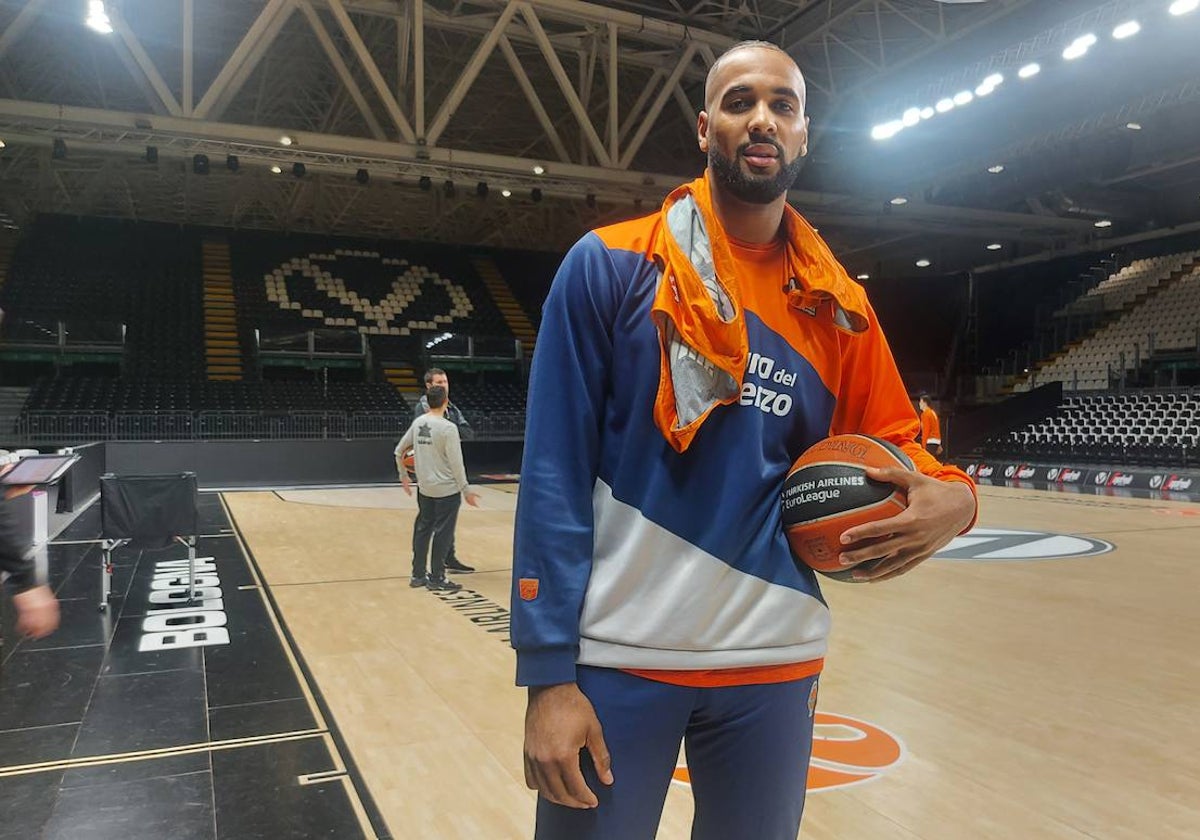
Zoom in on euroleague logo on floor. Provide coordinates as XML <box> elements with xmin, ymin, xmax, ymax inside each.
<box><xmin>671</xmin><ymin>712</ymin><xmax>905</xmax><ymax>793</ymax></box>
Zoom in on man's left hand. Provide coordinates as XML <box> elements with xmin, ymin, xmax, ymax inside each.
<box><xmin>837</xmin><ymin>467</ymin><xmax>976</xmax><ymax>583</ymax></box>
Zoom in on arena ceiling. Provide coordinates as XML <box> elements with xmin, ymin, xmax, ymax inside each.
<box><xmin>0</xmin><ymin>0</ymin><xmax>1197</xmax><ymax>278</ymax></box>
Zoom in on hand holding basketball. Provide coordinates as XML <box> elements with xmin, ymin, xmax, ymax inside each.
<box><xmin>838</xmin><ymin>467</ymin><xmax>976</xmax><ymax>582</ymax></box>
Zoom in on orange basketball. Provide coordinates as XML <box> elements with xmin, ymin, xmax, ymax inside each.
<box><xmin>781</xmin><ymin>434</ymin><xmax>914</xmax><ymax>582</ymax></box>
<box><xmin>401</xmin><ymin>447</ymin><xmax>416</xmax><ymax>481</ymax></box>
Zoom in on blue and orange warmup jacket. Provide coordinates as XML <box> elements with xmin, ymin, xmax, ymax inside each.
<box><xmin>511</xmin><ymin>178</ymin><xmax>976</xmax><ymax>689</ymax></box>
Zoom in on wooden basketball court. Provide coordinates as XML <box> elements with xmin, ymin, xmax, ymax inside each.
<box><xmin>220</xmin><ymin>483</ymin><xmax>1200</xmax><ymax>840</ymax></box>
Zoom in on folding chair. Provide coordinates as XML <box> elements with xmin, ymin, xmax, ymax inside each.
<box><xmin>98</xmin><ymin>472</ymin><xmax>199</xmax><ymax>613</ymax></box>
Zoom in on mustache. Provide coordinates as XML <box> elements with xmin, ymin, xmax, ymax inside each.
<box><xmin>737</xmin><ymin>137</ymin><xmax>783</xmax><ymax>157</ymax></box>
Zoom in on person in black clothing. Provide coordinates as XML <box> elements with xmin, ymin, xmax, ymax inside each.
<box><xmin>0</xmin><ymin>467</ymin><xmax>61</xmax><ymax>655</ymax></box>
<box><xmin>412</xmin><ymin>368</ymin><xmax>475</xmax><ymax>573</ymax></box>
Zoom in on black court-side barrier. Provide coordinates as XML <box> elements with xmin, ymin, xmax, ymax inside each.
<box><xmin>956</xmin><ymin>460</ymin><xmax>1200</xmax><ymax>499</ymax></box>
<box><xmin>99</xmin><ymin>472</ymin><xmax>200</xmax><ymax>612</ymax></box>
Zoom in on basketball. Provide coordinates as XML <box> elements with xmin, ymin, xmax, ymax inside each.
<box><xmin>781</xmin><ymin>434</ymin><xmax>915</xmax><ymax>582</ymax></box>
<box><xmin>401</xmin><ymin>447</ymin><xmax>416</xmax><ymax>481</ymax></box>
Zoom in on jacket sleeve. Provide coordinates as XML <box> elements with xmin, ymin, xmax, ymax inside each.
<box><xmin>830</xmin><ymin>302</ymin><xmax>978</xmax><ymax>532</ymax></box>
<box><xmin>511</xmin><ymin>233</ymin><xmax>621</xmax><ymax>686</ymax></box>
<box><xmin>443</xmin><ymin>424</ymin><xmax>470</xmax><ymax>494</ymax></box>
<box><xmin>0</xmin><ymin>497</ymin><xmax>35</xmax><ymax>592</ymax></box>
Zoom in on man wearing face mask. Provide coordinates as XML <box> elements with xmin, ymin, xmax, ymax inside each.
<box><xmin>511</xmin><ymin>41</ymin><xmax>978</xmax><ymax>840</ymax></box>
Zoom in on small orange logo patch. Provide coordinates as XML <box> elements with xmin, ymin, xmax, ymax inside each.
<box><xmin>519</xmin><ymin>578</ymin><xmax>539</xmax><ymax>601</ymax></box>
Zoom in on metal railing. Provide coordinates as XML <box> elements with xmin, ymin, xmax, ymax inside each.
<box><xmin>0</xmin><ymin>409</ymin><xmax>526</xmax><ymax>445</ymax></box>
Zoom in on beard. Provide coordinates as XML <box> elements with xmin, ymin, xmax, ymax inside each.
<box><xmin>708</xmin><ymin>139</ymin><xmax>805</xmax><ymax>205</ymax></box>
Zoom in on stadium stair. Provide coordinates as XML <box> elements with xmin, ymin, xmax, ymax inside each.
<box><xmin>1008</xmin><ymin>253</ymin><xmax>1200</xmax><ymax>393</ymax></box>
<box><xmin>384</xmin><ymin>364</ymin><xmax>422</xmax><ymax>406</ymax></box>
<box><xmin>201</xmin><ymin>239</ymin><xmax>244</xmax><ymax>381</ymax></box>
<box><xmin>0</xmin><ymin>386</ymin><xmax>30</xmax><ymax>434</ymax></box>
<box><xmin>472</xmin><ymin>258</ymin><xmax>537</xmax><ymax>355</ymax></box>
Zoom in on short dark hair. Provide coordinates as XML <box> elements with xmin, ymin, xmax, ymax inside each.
<box><xmin>426</xmin><ymin>385</ymin><xmax>448</xmax><ymax>409</ymax></box>
<box><xmin>424</xmin><ymin>367</ymin><xmax>447</xmax><ymax>386</ymax></box>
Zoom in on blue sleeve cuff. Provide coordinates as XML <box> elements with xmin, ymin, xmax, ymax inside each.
<box><xmin>515</xmin><ymin>646</ymin><xmax>579</xmax><ymax>686</ymax></box>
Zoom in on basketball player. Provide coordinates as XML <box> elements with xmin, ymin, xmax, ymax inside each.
<box><xmin>396</xmin><ymin>385</ymin><xmax>480</xmax><ymax>592</ymax></box>
<box><xmin>511</xmin><ymin>41</ymin><xmax>978</xmax><ymax>840</ymax></box>
<box><xmin>413</xmin><ymin>368</ymin><xmax>475</xmax><ymax>573</ymax></box>
<box><xmin>919</xmin><ymin>394</ymin><xmax>944</xmax><ymax>456</ymax></box>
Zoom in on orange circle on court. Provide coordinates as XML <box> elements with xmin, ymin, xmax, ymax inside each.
<box><xmin>672</xmin><ymin>711</ymin><xmax>905</xmax><ymax>792</ymax></box>
<box><xmin>1154</xmin><ymin>508</ymin><xmax>1200</xmax><ymax>517</ymax></box>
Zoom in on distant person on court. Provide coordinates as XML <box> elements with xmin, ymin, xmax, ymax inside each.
<box><xmin>413</xmin><ymin>367</ymin><xmax>475</xmax><ymax>574</ymax></box>
<box><xmin>1</xmin><ymin>462</ymin><xmax>62</xmax><ymax>666</ymax></box>
<box><xmin>919</xmin><ymin>394</ymin><xmax>943</xmax><ymax>456</ymax></box>
<box><xmin>396</xmin><ymin>386</ymin><xmax>480</xmax><ymax>593</ymax></box>
<box><xmin>510</xmin><ymin>40</ymin><xmax>978</xmax><ymax>840</ymax></box>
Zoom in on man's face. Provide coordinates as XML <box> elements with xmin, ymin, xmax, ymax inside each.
<box><xmin>429</xmin><ymin>374</ymin><xmax>449</xmax><ymax>395</ymax></box>
<box><xmin>698</xmin><ymin>48</ymin><xmax>810</xmax><ymax>205</ymax></box>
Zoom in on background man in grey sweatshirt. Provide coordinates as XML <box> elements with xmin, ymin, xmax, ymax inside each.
<box><xmin>396</xmin><ymin>385</ymin><xmax>480</xmax><ymax>592</ymax></box>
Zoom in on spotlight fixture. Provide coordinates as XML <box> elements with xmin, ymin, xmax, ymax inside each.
<box><xmin>987</xmin><ymin>164</ymin><xmax>1005</xmax><ymax>174</ymax></box>
<box><xmin>586</xmin><ymin>193</ymin><xmax>596</xmax><ymax>208</ymax></box>
<box><xmin>856</xmin><ymin>273</ymin><xmax>870</xmax><ymax>280</ymax></box>
<box><xmin>192</xmin><ymin>153</ymin><xmax>209</xmax><ymax>175</ymax></box>
<box><xmin>1062</xmin><ymin>33</ymin><xmax>1097</xmax><ymax>61</ymax></box>
<box><xmin>500</xmin><ymin>189</ymin><xmax>512</xmax><ymax>198</ymax></box>
<box><xmin>915</xmin><ymin>259</ymin><xmax>931</xmax><ymax>268</ymax></box>
<box><xmin>52</xmin><ymin>138</ymin><xmax>67</xmax><ymax>159</ymax></box>
<box><xmin>890</xmin><ymin>196</ymin><xmax>909</xmax><ymax>206</ymax></box>
<box><xmin>85</xmin><ymin>0</ymin><xmax>113</xmax><ymax>34</ymax></box>
<box><xmin>355</xmin><ymin>168</ymin><xmax>369</xmax><ymax>184</ymax></box>
<box><xmin>1112</xmin><ymin>20</ymin><xmax>1141</xmax><ymax>39</ymax></box>
<box><xmin>442</xmin><ymin>179</ymin><xmax>455</xmax><ymax>197</ymax></box>
<box><xmin>418</xmin><ymin>175</ymin><xmax>432</xmax><ymax>191</ymax></box>
<box><xmin>1125</xmin><ymin>122</ymin><xmax>1143</xmax><ymax>131</ymax></box>
<box><xmin>902</xmin><ymin>108</ymin><xmax>921</xmax><ymax>127</ymax></box>
<box><xmin>531</xmin><ymin>187</ymin><xmax>543</xmax><ymax>203</ymax></box>
<box><xmin>1094</xmin><ymin>219</ymin><xmax>1113</xmax><ymax>228</ymax></box>
<box><xmin>952</xmin><ymin>90</ymin><xmax>974</xmax><ymax>106</ymax></box>
<box><xmin>532</xmin><ymin>164</ymin><xmax>545</xmax><ymax>175</ymax></box>
<box><xmin>1169</xmin><ymin>0</ymin><xmax>1197</xmax><ymax>16</ymax></box>
<box><xmin>919</xmin><ymin>107</ymin><xmax>935</xmax><ymax>120</ymax></box>
<box><xmin>1018</xmin><ymin>63</ymin><xmax>1041</xmax><ymax>79</ymax></box>
<box><xmin>935</xmin><ymin>98</ymin><xmax>955</xmax><ymax>113</ymax></box>
<box><xmin>0</xmin><ymin>138</ymin><xmax>6</xmax><ymax>149</ymax></box>
<box><xmin>291</xmin><ymin>162</ymin><xmax>306</xmax><ymax>177</ymax></box>
<box><xmin>226</xmin><ymin>154</ymin><xmax>239</xmax><ymax>172</ymax></box>
<box><xmin>270</xmin><ymin>165</ymin><xmax>283</xmax><ymax>174</ymax></box>
<box><xmin>279</xmin><ymin>135</ymin><xmax>293</xmax><ymax>146</ymax></box>
<box><xmin>476</xmin><ymin>181</ymin><xmax>489</xmax><ymax>198</ymax></box>
<box><xmin>145</xmin><ymin>145</ymin><xmax>158</xmax><ymax>163</ymax></box>
<box><xmin>986</xmin><ymin>243</ymin><xmax>1003</xmax><ymax>251</ymax></box>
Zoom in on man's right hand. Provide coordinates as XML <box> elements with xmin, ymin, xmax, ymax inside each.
<box><xmin>12</xmin><ymin>584</ymin><xmax>60</xmax><ymax>640</ymax></box>
<box><xmin>523</xmin><ymin>682</ymin><xmax>613</xmax><ymax>808</ymax></box>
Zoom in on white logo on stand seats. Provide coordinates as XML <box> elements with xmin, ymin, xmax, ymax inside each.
<box><xmin>1047</xmin><ymin>468</ymin><xmax>1060</xmax><ymax>480</ymax></box>
<box><xmin>1150</xmin><ymin>475</ymin><xmax>1164</xmax><ymax>489</ymax></box>
<box><xmin>1004</xmin><ymin>465</ymin><xmax>1017</xmax><ymax>478</ymax></box>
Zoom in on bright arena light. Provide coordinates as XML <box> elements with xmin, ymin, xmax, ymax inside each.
<box><xmin>983</xmin><ymin>73</ymin><xmax>1004</xmax><ymax>88</ymax></box>
<box><xmin>890</xmin><ymin>196</ymin><xmax>909</xmax><ymax>206</ymax></box>
<box><xmin>953</xmin><ymin>90</ymin><xmax>974</xmax><ymax>106</ymax></box>
<box><xmin>531</xmin><ymin>164</ymin><xmax>545</xmax><ymax>175</ymax></box>
<box><xmin>1018</xmin><ymin>63</ymin><xmax>1041</xmax><ymax>79</ymax></box>
<box><xmin>501</xmin><ymin>189</ymin><xmax>512</xmax><ymax>197</ymax></box>
<box><xmin>1126</xmin><ymin>122</ymin><xmax>1143</xmax><ymax>130</ymax></box>
<box><xmin>270</xmin><ymin>165</ymin><xmax>282</xmax><ymax>174</ymax></box>
<box><xmin>1112</xmin><ymin>20</ymin><xmax>1141</xmax><ymax>39</ymax></box>
<box><xmin>1063</xmin><ymin>33</ymin><xmax>1097</xmax><ymax>60</ymax></box>
<box><xmin>871</xmin><ymin>120</ymin><xmax>904</xmax><ymax>141</ymax></box>
<box><xmin>1094</xmin><ymin>219</ymin><xmax>1113</xmax><ymax>228</ymax></box>
<box><xmin>915</xmin><ymin>259</ymin><xmax>931</xmax><ymax>268</ymax></box>
<box><xmin>85</xmin><ymin>0</ymin><xmax>113</xmax><ymax>33</ymax></box>
<box><xmin>987</xmin><ymin>164</ymin><xmax>1006</xmax><ymax>174</ymax></box>
<box><xmin>986</xmin><ymin>243</ymin><xmax>1003</xmax><ymax>251</ymax></box>
<box><xmin>920</xmin><ymin>106</ymin><xmax>935</xmax><ymax>119</ymax></box>
<box><xmin>902</xmin><ymin>107</ymin><xmax>922</xmax><ymax>127</ymax></box>
<box><xmin>279</xmin><ymin>135</ymin><xmax>293</xmax><ymax>146</ymax></box>
<box><xmin>856</xmin><ymin>273</ymin><xmax>870</xmax><ymax>280</ymax></box>
<box><xmin>1169</xmin><ymin>0</ymin><xmax>1198</xmax><ymax>16</ymax></box>
<box><xmin>935</xmin><ymin>97</ymin><xmax>956</xmax><ymax>113</ymax></box>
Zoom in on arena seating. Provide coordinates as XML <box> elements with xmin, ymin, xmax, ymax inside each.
<box><xmin>230</xmin><ymin>234</ymin><xmax>516</xmax><ymax>368</ymax></box>
<box><xmin>0</xmin><ymin>216</ymin><xmax>205</xmax><ymax>379</ymax></box>
<box><xmin>982</xmin><ymin>391</ymin><xmax>1200</xmax><ymax>466</ymax></box>
<box><xmin>1022</xmin><ymin>253</ymin><xmax>1200</xmax><ymax>391</ymax></box>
